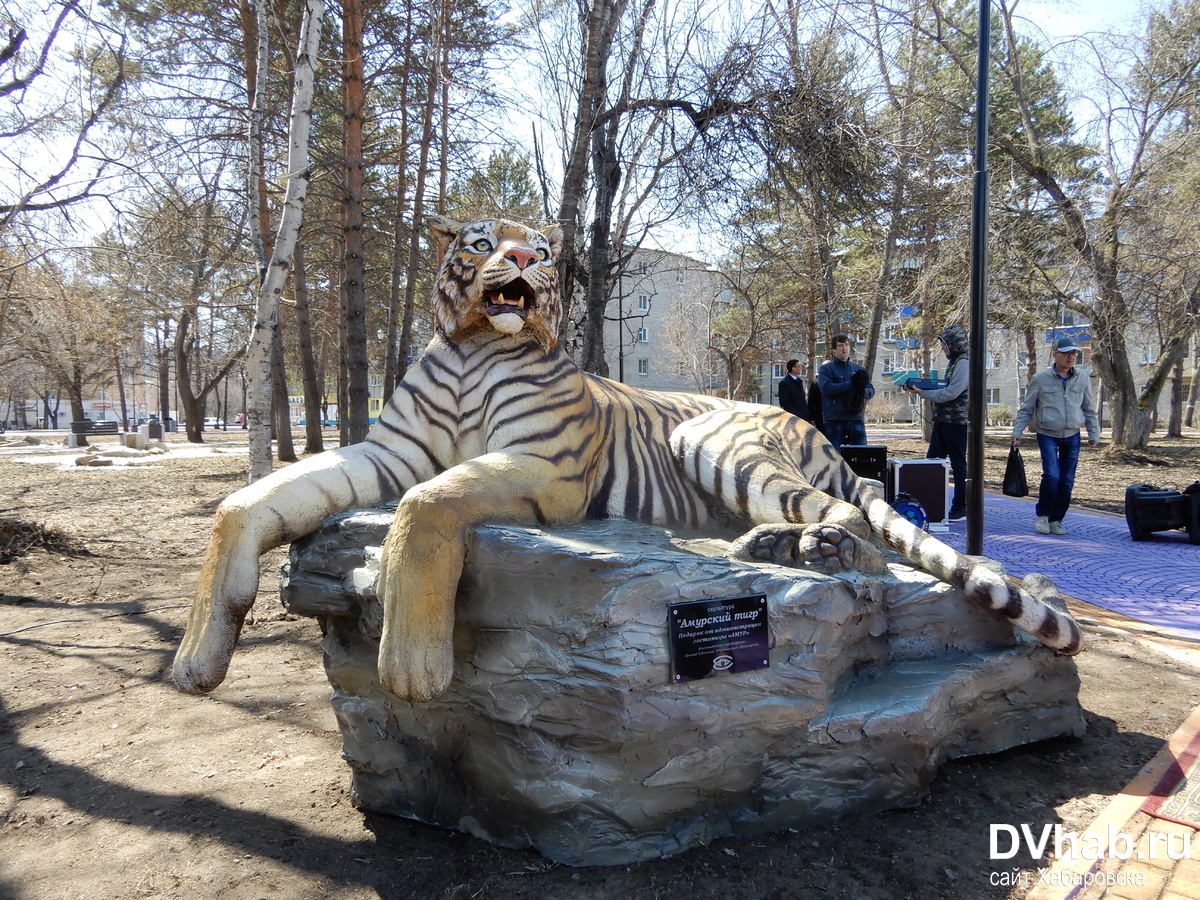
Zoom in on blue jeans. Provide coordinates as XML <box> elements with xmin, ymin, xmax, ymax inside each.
<box><xmin>1035</xmin><ymin>431</ymin><xmax>1081</xmax><ymax>523</ymax></box>
<box><xmin>824</xmin><ymin>420</ymin><xmax>867</xmax><ymax>453</ymax></box>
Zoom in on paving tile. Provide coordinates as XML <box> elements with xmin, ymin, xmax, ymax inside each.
<box><xmin>1102</xmin><ymin>860</ymin><xmax>1169</xmax><ymax>899</ymax></box>
<box><xmin>941</xmin><ymin>494</ymin><xmax>1200</xmax><ymax>641</ymax></box>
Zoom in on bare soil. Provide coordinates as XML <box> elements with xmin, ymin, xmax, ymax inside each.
<box><xmin>2</xmin><ymin>428</ymin><xmax>1199</xmax><ymax>900</ymax></box>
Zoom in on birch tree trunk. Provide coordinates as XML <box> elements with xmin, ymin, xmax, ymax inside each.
<box><xmin>246</xmin><ymin>0</ymin><xmax>325</xmax><ymax>483</ymax></box>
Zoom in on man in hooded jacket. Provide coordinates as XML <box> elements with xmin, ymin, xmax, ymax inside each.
<box><xmin>905</xmin><ymin>324</ymin><xmax>969</xmax><ymax>522</ymax></box>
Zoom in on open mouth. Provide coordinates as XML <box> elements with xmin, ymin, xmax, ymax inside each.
<box><xmin>483</xmin><ymin>278</ymin><xmax>536</xmax><ymax>320</ymax></box>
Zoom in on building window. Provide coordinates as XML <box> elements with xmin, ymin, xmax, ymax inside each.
<box><xmin>637</xmin><ymin>327</ymin><xmax>648</xmax><ymax>343</ymax></box>
<box><xmin>772</xmin><ymin>363</ymin><xmax>784</xmax><ymax>378</ymax></box>
<box><xmin>1018</xmin><ymin>385</ymin><xmax>1028</xmax><ymax>404</ymax></box>
<box><xmin>676</xmin><ymin>269</ymin><xmax>686</xmax><ymax>284</ymax></box>
<box><xmin>1139</xmin><ymin>347</ymin><xmax>1158</xmax><ymax>366</ymax></box>
<box><xmin>637</xmin><ymin>359</ymin><xmax>648</xmax><ymax>376</ymax></box>
<box><xmin>985</xmin><ymin>353</ymin><xmax>998</xmax><ymax>369</ymax></box>
<box><xmin>986</xmin><ymin>388</ymin><xmax>1000</xmax><ymax>404</ymax></box>
<box><xmin>638</xmin><ymin>295</ymin><xmax>650</xmax><ymax>312</ymax></box>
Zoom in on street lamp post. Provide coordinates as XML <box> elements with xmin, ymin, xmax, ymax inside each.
<box><xmin>966</xmin><ymin>0</ymin><xmax>992</xmax><ymax>557</ymax></box>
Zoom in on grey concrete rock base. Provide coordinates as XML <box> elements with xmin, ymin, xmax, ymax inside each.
<box><xmin>282</xmin><ymin>510</ymin><xmax>1085</xmax><ymax>866</ymax></box>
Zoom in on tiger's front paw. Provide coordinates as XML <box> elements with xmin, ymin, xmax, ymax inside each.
<box><xmin>726</xmin><ymin>523</ymin><xmax>806</xmax><ymax>564</ymax></box>
<box><xmin>727</xmin><ymin>523</ymin><xmax>887</xmax><ymax>575</ymax></box>
<box><xmin>377</xmin><ymin>643</ymin><xmax>454</xmax><ymax>703</ymax></box>
<box><xmin>796</xmin><ymin>523</ymin><xmax>886</xmax><ymax>574</ymax></box>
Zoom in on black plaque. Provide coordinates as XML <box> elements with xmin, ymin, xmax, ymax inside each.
<box><xmin>668</xmin><ymin>595</ymin><xmax>770</xmax><ymax>683</ymax></box>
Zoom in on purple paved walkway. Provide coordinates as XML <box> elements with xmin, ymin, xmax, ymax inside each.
<box><xmin>936</xmin><ymin>493</ymin><xmax>1200</xmax><ymax>641</ymax></box>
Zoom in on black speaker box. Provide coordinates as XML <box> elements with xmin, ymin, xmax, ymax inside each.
<box><xmin>840</xmin><ymin>445</ymin><xmax>887</xmax><ymax>483</ymax></box>
<box><xmin>1124</xmin><ymin>482</ymin><xmax>1200</xmax><ymax>544</ymax></box>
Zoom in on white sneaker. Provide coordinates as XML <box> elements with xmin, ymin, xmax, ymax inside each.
<box><xmin>1035</xmin><ymin>515</ymin><xmax>1050</xmax><ymax>534</ymax></box>
<box><xmin>1049</xmin><ymin>521</ymin><xmax>1066</xmax><ymax>535</ymax></box>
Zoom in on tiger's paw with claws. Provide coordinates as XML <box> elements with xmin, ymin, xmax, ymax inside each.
<box><xmin>726</xmin><ymin>523</ymin><xmax>889</xmax><ymax>575</ymax></box>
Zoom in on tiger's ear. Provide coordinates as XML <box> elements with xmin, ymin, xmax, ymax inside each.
<box><xmin>543</xmin><ymin>224</ymin><xmax>564</xmax><ymax>264</ymax></box>
<box><xmin>427</xmin><ymin>215</ymin><xmax>464</xmax><ymax>261</ymax></box>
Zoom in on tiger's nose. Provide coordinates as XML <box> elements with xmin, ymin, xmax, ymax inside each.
<box><xmin>504</xmin><ymin>246</ymin><xmax>539</xmax><ymax>270</ymax></box>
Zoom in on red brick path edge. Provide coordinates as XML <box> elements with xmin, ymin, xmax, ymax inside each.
<box><xmin>1025</xmin><ymin>683</ymin><xmax>1200</xmax><ymax>899</ymax></box>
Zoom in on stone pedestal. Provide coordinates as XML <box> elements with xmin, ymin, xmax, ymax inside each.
<box><xmin>281</xmin><ymin>511</ymin><xmax>1084</xmax><ymax>866</ymax></box>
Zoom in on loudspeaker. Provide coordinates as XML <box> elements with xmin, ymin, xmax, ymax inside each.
<box><xmin>888</xmin><ymin>459</ymin><xmax>950</xmax><ymax>525</ymax></box>
<box><xmin>840</xmin><ymin>445</ymin><xmax>887</xmax><ymax>483</ymax></box>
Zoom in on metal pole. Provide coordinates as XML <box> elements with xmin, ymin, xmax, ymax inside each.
<box><xmin>966</xmin><ymin>0</ymin><xmax>991</xmax><ymax>556</ymax></box>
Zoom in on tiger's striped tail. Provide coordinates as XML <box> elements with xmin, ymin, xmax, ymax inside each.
<box><xmin>858</xmin><ymin>490</ymin><xmax>1083</xmax><ymax>655</ymax></box>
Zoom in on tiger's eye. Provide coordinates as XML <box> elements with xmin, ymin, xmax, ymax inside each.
<box><xmin>536</xmin><ymin>247</ymin><xmax>550</xmax><ymax>260</ymax></box>
<box><xmin>471</xmin><ymin>238</ymin><xmax>493</xmax><ymax>252</ymax></box>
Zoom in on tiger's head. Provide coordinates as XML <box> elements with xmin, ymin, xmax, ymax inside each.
<box><xmin>428</xmin><ymin>216</ymin><xmax>564</xmax><ymax>351</ymax></box>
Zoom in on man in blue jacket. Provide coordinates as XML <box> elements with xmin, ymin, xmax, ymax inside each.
<box><xmin>905</xmin><ymin>324</ymin><xmax>969</xmax><ymax>522</ymax></box>
<box><xmin>818</xmin><ymin>334</ymin><xmax>874</xmax><ymax>452</ymax></box>
<box><xmin>1010</xmin><ymin>337</ymin><xmax>1100</xmax><ymax>535</ymax></box>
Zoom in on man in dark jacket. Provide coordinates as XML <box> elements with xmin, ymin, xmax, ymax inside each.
<box><xmin>905</xmin><ymin>323</ymin><xmax>969</xmax><ymax>522</ymax></box>
<box><xmin>777</xmin><ymin>359</ymin><xmax>810</xmax><ymax>421</ymax></box>
<box><xmin>817</xmin><ymin>334</ymin><xmax>874</xmax><ymax>452</ymax></box>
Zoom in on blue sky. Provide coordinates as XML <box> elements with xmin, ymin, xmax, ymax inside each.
<box><xmin>1019</xmin><ymin>0</ymin><xmax>1148</xmax><ymax>37</ymax></box>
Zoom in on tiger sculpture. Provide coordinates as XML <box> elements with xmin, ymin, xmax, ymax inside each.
<box><xmin>172</xmin><ymin>216</ymin><xmax>1082</xmax><ymax>703</ymax></box>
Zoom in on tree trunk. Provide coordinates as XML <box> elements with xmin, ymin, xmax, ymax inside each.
<box><xmin>555</xmin><ymin>0</ymin><xmax>628</xmax><ymax>340</ymax></box>
<box><xmin>1186</xmin><ymin>336</ymin><xmax>1199</xmax><ymax>428</ymax></box>
<box><xmin>271</xmin><ymin>320</ymin><xmax>296</xmax><ymax>461</ymax></box>
<box><xmin>175</xmin><ymin>309</ymin><xmax>246</xmax><ymax>443</ymax></box>
<box><xmin>293</xmin><ymin>241</ymin><xmax>324</xmax><ymax>454</ymax></box>
<box><xmin>341</xmin><ymin>0</ymin><xmax>369</xmax><ymax>444</ymax></box>
<box><xmin>579</xmin><ymin>125</ymin><xmax>620</xmax><ymax>375</ymax></box>
<box><xmin>157</xmin><ymin>320</ymin><xmax>172</xmax><ymax>426</ymax></box>
<box><xmin>397</xmin><ymin>6</ymin><xmax>440</xmax><ymax>381</ymax></box>
<box><xmin>114</xmin><ymin>350</ymin><xmax>129</xmax><ymax>431</ymax></box>
<box><xmin>242</xmin><ymin>0</ymin><xmax>271</xmax><ymax>281</ymax></box>
<box><xmin>176</xmin><ymin>311</ymin><xmax>204</xmax><ymax>443</ymax></box>
<box><xmin>67</xmin><ymin>367</ymin><xmax>85</xmax><ymax>423</ymax></box>
<box><xmin>383</xmin><ymin>10</ymin><xmax>414</xmax><ymax>399</ymax></box>
<box><xmin>246</xmin><ymin>0</ymin><xmax>325</xmax><ymax>483</ymax></box>
<box><xmin>1168</xmin><ymin>356</ymin><xmax>1184</xmax><ymax>438</ymax></box>
<box><xmin>1023</xmin><ymin>329</ymin><xmax>1038</xmax><ymax>381</ymax></box>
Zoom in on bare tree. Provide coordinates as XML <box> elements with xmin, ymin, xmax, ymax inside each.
<box><xmin>245</xmin><ymin>0</ymin><xmax>325</xmax><ymax>483</ymax></box>
<box><xmin>920</xmin><ymin>0</ymin><xmax>1200</xmax><ymax>450</ymax></box>
<box><xmin>0</xmin><ymin>1</ymin><xmax>127</xmax><ymax>229</ymax></box>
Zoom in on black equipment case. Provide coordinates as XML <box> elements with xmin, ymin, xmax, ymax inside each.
<box><xmin>840</xmin><ymin>445</ymin><xmax>888</xmax><ymax>483</ymax></box>
<box><xmin>1124</xmin><ymin>482</ymin><xmax>1200</xmax><ymax>544</ymax></box>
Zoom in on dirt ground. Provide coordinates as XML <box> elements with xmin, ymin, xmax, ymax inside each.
<box><xmin>2</xmin><ymin>427</ymin><xmax>1200</xmax><ymax>900</ymax></box>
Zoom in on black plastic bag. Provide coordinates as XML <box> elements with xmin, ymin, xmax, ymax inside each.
<box><xmin>1003</xmin><ymin>445</ymin><xmax>1029</xmax><ymax>497</ymax></box>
